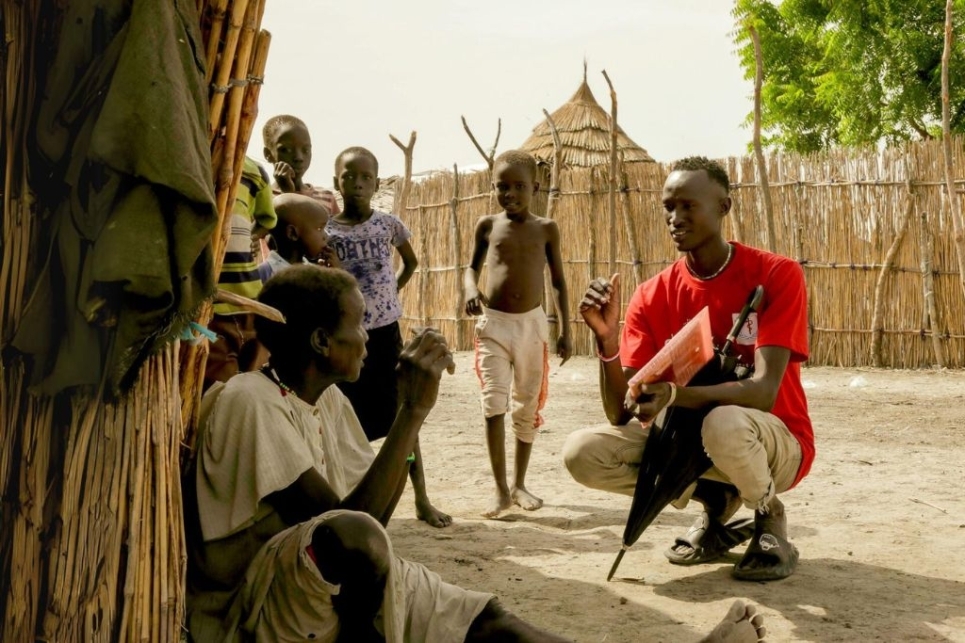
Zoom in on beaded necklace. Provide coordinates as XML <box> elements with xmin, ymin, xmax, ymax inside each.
<box><xmin>686</xmin><ymin>243</ymin><xmax>733</xmax><ymax>281</ymax></box>
<box><xmin>262</xmin><ymin>364</ymin><xmax>296</xmax><ymax>396</ymax></box>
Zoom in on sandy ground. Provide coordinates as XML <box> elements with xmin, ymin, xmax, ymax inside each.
<box><xmin>384</xmin><ymin>353</ymin><xmax>965</xmax><ymax>643</ymax></box>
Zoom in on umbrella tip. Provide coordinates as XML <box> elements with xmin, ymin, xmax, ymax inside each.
<box><xmin>606</xmin><ymin>547</ymin><xmax>628</xmax><ymax>582</ymax></box>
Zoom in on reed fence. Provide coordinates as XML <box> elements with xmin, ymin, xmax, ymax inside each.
<box><xmin>397</xmin><ymin>139</ymin><xmax>965</xmax><ymax>369</ymax></box>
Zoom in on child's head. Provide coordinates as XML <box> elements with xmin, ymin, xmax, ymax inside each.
<box><xmin>492</xmin><ymin>150</ymin><xmax>539</xmax><ymax>215</ymax></box>
<box><xmin>271</xmin><ymin>193</ymin><xmax>331</xmax><ymax>261</ymax></box>
<box><xmin>263</xmin><ymin>115</ymin><xmax>312</xmax><ymax>181</ymax></box>
<box><xmin>333</xmin><ymin>147</ymin><xmax>380</xmax><ymax>213</ymax></box>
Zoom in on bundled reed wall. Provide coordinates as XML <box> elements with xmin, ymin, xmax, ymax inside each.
<box><xmin>1</xmin><ymin>0</ymin><xmax>269</xmax><ymax>640</ymax></box>
<box><xmin>398</xmin><ymin>139</ymin><xmax>965</xmax><ymax>369</ymax></box>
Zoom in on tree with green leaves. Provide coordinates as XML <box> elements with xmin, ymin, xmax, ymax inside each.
<box><xmin>733</xmin><ymin>0</ymin><xmax>965</xmax><ymax>152</ymax></box>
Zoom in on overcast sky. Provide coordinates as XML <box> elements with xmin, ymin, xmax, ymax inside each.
<box><xmin>252</xmin><ymin>0</ymin><xmax>753</xmax><ymax>184</ymax></box>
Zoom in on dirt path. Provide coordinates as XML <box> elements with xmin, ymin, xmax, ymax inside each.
<box><xmin>385</xmin><ymin>353</ymin><xmax>965</xmax><ymax>642</ymax></box>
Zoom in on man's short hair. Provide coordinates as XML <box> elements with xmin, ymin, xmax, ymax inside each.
<box><xmin>671</xmin><ymin>156</ymin><xmax>730</xmax><ymax>193</ymax></box>
<box><xmin>335</xmin><ymin>146</ymin><xmax>379</xmax><ymax>175</ymax></box>
<box><xmin>494</xmin><ymin>149</ymin><xmax>538</xmax><ymax>182</ymax></box>
<box><xmin>263</xmin><ymin>115</ymin><xmax>308</xmax><ymax>146</ymax></box>
<box><xmin>255</xmin><ymin>265</ymin><xmax>358</xmax><ymax>363</ymax></box>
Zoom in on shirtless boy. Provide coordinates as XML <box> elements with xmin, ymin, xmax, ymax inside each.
<box><xmin>464</xmin><ymin>149</ymin><xmax>571</xmax><ymax>518</ymax></box>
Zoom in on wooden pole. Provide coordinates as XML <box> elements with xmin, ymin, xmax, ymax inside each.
<box><xmin>602</xmin><ymin>69</ymin><xmax>619</xmax><ymax>276</ymax></box>
<box><xmin>206</xmin><ymin>0</ymin><xmax>250</xmax><ymax>141</ymax></box>
<box><xmin>748</xmin><ymin>22</ymin><xmax>777</xmax><ymax>253</ymax></box>
<box><xmin>619</xmin><ymin>159</ymin><xmax>644</xmax><ymax>285</ymax></box>
<box><xmin>920</xmin><ymin>209</ymin><xmax>945</xmax><ymax>367</ymax></box>
<box><xmin>419</xmin><ymin>199</ymin><xmax>429</xmax><ymax>327</ymax></box>
<box><xmin>389</xmin><ymin>131</ymin><xmax>417</xmax><ymax>215</ymax></box>
<box><xmin>588</xmin><ymin>167</ymin><xmax>599</xmax><ymax>285</ymax></box>
<box><xmin>940</xmin><ymin>0</ymin><xmax>965</xmax><ymax>301</ymax></box>
<box><xmin>871</xmin><ymin>180</ymin><xmax>914</xmax><ymax>367</ymax></box>
<box><xmin>542</xmin><ymin>108</ymin><xmax>563</xmax><ymax>346</ymax></box>
<box><xmin>180</xmin><ymin>18</ymin><xmax>270</xmax><ymax>453</ymax></box>
<box><xmin>202</xmin><ymin>0</ymin><xmax>229</xmax><ymax>85</ymax></box>
<box><xmin>449</xmin><ymin>164</ymin><xmax>465</xmax><ymax>348</ymax></box>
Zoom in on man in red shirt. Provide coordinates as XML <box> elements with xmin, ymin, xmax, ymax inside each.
<box><xmin>563</xmin><ymin>156</ymin><xmax>813</xmax><ymax>581</ymax></box>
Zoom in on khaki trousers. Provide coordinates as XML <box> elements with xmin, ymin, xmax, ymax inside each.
<box><xmin>562</xmin><ymin>405</ymin><xmax>802</xmax><ymax>512</ymax></box>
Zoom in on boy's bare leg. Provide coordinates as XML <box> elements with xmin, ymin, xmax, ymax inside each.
<box><xmin>410</xmin><ymin>438</ymin><xmax>452</xmax><ymax>528</ymax></box>
<box><xmin>483</xmin><ymin>414</ymin><xmax>513</xmax><ymax>517</ymax></box>
<box><xmin>511</xmin><ymin>438</ymin><xmax>542</xmax><ymax>511</ymax></box>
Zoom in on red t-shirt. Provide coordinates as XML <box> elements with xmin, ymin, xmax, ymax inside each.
<box><xmin>620</xmin><ymin>242</ymin><xmax>814</xmax><ymax>488</ymax></box>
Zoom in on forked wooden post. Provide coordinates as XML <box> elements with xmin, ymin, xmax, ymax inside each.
<box><xmin>871</xmin><ymin>180</ymin><xmax>914</xmax><ymax>367</ymax></box>
<box><xmin>461</xmin><ymin>115</ymin><xmax>501</xmax><ymax>172</ymax></box>
<box><xmin>390</xmin><ymin>130</ymin><xmax>416</xmax><ymax>215</ymax></box>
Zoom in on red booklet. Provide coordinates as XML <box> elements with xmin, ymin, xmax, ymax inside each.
<box><xmin>626</xmin><ymin>306</ymin><xmax>715</xmax><ymax>392</ymax></box>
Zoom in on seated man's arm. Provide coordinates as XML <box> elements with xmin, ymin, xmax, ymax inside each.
<box><xmin>265</xmin><ymin>470</ymin><xmax>341</xmax><ymax>526</ymax></box>
<box><xmin>268</xmin><ymin>329</ymin><xmax>452</xmax><ymax>528</ymax></box>
<box><xmin>673</xmin><ymin>345</ymin><xmax>790</xmax><ymax>412</ymax></box>
<box><xmin>264</xmin><ymin>407</ymin><xmax>420</xmax><ymax>527</ymax></box>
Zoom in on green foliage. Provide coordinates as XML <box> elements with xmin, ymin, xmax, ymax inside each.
<box><xmin>733</xmin><ymin>0</ymin><xmax>965</xmax><ymax>152</ymax></box>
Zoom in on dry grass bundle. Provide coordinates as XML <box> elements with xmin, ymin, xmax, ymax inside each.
<box><xmin>520</xmin><ymin>77</ymin><xmax>654</xmax><ymax>169</ymax></box>
<box><xmin>399</xmin><ymin>138</ymin><xmax>965</xmax><ymax>369</ymax></box>
<box><xmin>1</xmin><ymin>2</ymin><xmax>271</xmax><ymax>640</ymax></box>
<box><xmin>1</xmin><ymin>0</ymin><xmax>53</xmax><ymax>636</ymax></box>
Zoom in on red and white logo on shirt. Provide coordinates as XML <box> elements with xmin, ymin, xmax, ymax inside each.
<box><xmin>733</xmin><ymin>312</ymin><xmax>759</xmax><ymax>345</ymax></box>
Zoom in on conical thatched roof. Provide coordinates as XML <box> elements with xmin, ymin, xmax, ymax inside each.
<box><xmin>520</xmin><ymin>78</ymin><xmax>654</xmax><ymax>168</ymax></box>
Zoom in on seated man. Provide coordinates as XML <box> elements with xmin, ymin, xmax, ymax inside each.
<box><xmin>564</xmin><ymin>156</ymin><xmax>814</xmax><ymax>582</ymax></box>
<box><xmin>185</xmin><ymin>264</ymin><xmax>767</xmax><ymax>642</ymax></box>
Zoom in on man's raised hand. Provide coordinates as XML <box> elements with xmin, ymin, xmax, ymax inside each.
<box><xmin>579</xmin><ymin>273</ymin><xmax>621</xmax><ymax>341</ymax></box>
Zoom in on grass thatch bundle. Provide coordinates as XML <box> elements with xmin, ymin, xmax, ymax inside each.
<box><xmin>520</xmin><ymin>77</ymin><xmax>654</xmax><ymax>168</ymax></box>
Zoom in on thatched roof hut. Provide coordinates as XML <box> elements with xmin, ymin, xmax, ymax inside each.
<box><xmin>520</xmin><ymin>75</ymin><xmax>654</xmax><ymax>168</ymax></box>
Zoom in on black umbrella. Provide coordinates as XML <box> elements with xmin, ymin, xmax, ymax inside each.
<box><xmin>606</xmin><ymin>285</ymin><xmax>765</xmax><ymax>581</ymax></box>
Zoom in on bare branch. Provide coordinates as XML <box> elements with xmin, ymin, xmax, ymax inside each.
<box><xmin>461</xmin><ymin>115</ymin><xmax>498</xmax><ymax>171</ymax></box>
<box><xmin>389</xmin><ymin>130</ymin><xmax>417</xmax><ymax>215</ymax></box>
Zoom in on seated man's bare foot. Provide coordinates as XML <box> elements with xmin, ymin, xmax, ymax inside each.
<box><xmin>511</xmin><ymin>486</ymin><xmax>543</xmax><ymax>511</ymax></box>
<box><xmin>483</xmin><ymin>488</ymin><xmax>513</xmax><ymax>518</ymax></box>
<box><xmin>699</xmin><ymin>600</ymin><xmax>766</xmax><ymax>643</ymax></box>
<box><xmin>416</xmin><ymin>498</ymin><xmax>452</xmax><ymax>528</ymax></box>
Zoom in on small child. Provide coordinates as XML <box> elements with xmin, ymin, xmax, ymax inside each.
<box><xmin>463</xmin><ymin>149</ymin><xmax>571</xmax><ymax>518</ymax></box>
<box><xmin>259</xmin><ymin>193</ymin><xmax>336</xmax><ymax>282</ymax></box>
<box><xmin>262</xmin><ymin>114</ymin><xmax>341</xmax><ymax>216</ymax></box>
<box><xmin>326</xmin><ymin>146</ymin><xmax>451</xmax><ymax>529</ymax></box>
<box><xmin>205</xmin><ymin>156</ymin><xmax>277</xmax><ymax>389</ymax></box>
